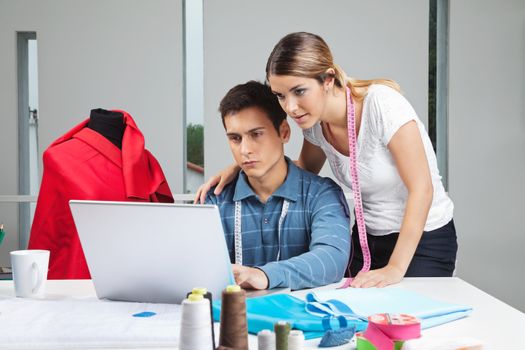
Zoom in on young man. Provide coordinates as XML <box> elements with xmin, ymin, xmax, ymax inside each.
<box><xmin>206</xmin><ymin>81</ymin><xmax>350</xmax><ymax>290</ymax></box>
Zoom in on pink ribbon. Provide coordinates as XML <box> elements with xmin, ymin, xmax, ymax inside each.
<box><xmin>363</xmin><ymin>313</ymin><xmax>421</xmax><ymax>350</ymax></box>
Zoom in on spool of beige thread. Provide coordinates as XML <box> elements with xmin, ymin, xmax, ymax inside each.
<box><xmin>258</xmin><ymin>329</ymin><xmax>276</xmax><ymax>350</ymax></box>
<box><xmin>288</xmin><ymin>330</ymin><xmax>304</xmax><ymax>350</ymax></box>
<box><xmin>178</xmin><ymin>293</ymin><xmax>213</xmax><ymax>350</ymax></box>
<box><xmin>187</xmin><ymin>287</ymin><xmax>215</xmax><ymax>348</ymax></box>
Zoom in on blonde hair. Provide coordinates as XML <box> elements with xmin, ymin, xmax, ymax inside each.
<box><xmin>266</xmin><ymin>32</ymin><xmax>401</xmax><ymax>101</ymax></box>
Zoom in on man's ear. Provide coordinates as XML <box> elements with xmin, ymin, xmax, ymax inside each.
<box><xmin>280</xmin><ymin>120</ymin><xmax>291</xmax><ymax>144</ymax></box>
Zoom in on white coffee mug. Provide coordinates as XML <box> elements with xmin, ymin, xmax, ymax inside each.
<box><xmin>10</xmin><ymin>249</ymin><xmax>50</xmax><ymax>298</ymax></box>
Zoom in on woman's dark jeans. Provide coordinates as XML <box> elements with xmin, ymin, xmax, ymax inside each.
<box><xmin>349</xmin><ymin>219</ymin><xmax>458</xmax><ymax>277</ymax></box>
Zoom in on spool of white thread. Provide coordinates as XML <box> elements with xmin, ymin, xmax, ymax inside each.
<box><xmin>257</xmin><ymin>329</ymin><xmax>276</xmax><ymax>350</ymax></box>
<box><xmin>288</xmin><ymin>329</ymin><xmax>304</xmax><ymax>350</ymax></box>
<box><xmin>179</xmin><ymin>294</ymin><xmax>213</xmax><ymax>350</ymax></box>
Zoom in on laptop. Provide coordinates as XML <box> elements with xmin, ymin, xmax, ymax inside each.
<box><xmin>69</xmin><ymin>200</ymin><xmax>235</xmax><ymax>304</ymax></box>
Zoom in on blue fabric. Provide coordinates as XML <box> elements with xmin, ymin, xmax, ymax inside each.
<box><xmin>212</xmin><ymin>294</ymin><xmax>367</xmax><ymax>340</ymax></box>
<box><xmin>304</xmin><ymin>287</ymin><xmax>472</xmax><ymax>330</ymax></box>
<box><xmin>213</xmin><ymin>287</ymin><xmax>472</xmax><ymax>340</ymax></box>
<box><xmin>205</xmin><ymin>157</ymin><xmax>351</xmax><ymax>290</ymax></box>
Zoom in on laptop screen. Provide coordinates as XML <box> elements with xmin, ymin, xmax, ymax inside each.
<box><xmin>70</xmin><ymin>200</ymin><xmax>234</xmax><ymax>303</ymax></box>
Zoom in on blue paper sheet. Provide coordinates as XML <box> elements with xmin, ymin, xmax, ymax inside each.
<box><xmin>305</xmin><ymin>288</ymin><xmax>472</xmax><ymax>330</ymax></box>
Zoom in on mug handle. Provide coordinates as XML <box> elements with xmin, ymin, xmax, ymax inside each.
<box><xmin>31</xmin><ymin>262</ymin><xmax>43</xmax><ymax>294</ymax></box>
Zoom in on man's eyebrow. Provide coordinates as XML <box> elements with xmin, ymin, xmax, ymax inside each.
<box><xmin>226</xmin><ymin>127</ymin><xmax>265</xmax><ymax>137</ymax></box>
<box><xmin>247</xmin><ymin>127</ymin><xmax>265</xmax><ymax>133</ymax></box>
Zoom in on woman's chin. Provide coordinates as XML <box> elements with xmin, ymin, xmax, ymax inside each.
<box><xmin>295</xmin><ymin>118</ymin><xmax>317</xmax><ymax>129</ymax></box>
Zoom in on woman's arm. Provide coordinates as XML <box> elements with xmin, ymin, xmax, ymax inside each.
<box><xmin>297</xmin><ymin>138</ymin><xmax>327</xmax><ymax>174</ymax></box>
<box><xmin>351</xmin><ymin>120</ymin><xmax>433</xmax><ymax>288</ymax></box>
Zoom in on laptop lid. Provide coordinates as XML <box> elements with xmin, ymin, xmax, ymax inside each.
<box><xmin>69</xmin><ymin>200</ymin><xmax>234</xmax><ymax>304</ymax></box>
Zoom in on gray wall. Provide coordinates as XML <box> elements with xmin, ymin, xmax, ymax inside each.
<box><xmin>449</xmin><ymin>0</ymin><xmax>525</xmax><ymax>311</ymax></box>
<box><xmin>0</xmin><ymin>0</ymin><xmax>184</xmax><ymax>265</ymax></box>
<box><xmin>203</xmin><ymin>0</ymin><xmax>429</xmax><ymax>180</ymax></box>
<box><xmin>1</xmin><ymin>0</ymin><xmax>524</xmax><ymax>312</ymax></box>
<box><xmin>204</xmin><ymin>0</ymin><xmax>525</xmax><ymax>312</ymax></box>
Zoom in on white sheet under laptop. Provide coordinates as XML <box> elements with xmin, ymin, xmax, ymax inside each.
<box><xmin>69</xmin><ymin>200</ymin><xmax>235</xmax><ymax>304</ymax></box>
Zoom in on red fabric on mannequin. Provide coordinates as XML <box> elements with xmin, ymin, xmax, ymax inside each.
<box><xmin>28</xmin><ymin>111</ymin><xmax>173</xmax><ymax>279</ymax></box>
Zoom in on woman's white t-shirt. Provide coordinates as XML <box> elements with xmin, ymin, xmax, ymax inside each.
<box><xmin>303</xmin><ymin>84</ymin><xmax>454</xmax><ymax>236</ymax></box>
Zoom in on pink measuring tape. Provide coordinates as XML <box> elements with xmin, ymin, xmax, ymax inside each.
<box><xmin>340</xmin><ymin>86</ymin><xmax>371</xmax><ymax>288</ymax></box>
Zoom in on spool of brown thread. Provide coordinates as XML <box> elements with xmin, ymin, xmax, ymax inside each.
<box><xmin>217</xmin><ymin>285</ymin><xmax>248</xmax><ymax>350</ymax></box>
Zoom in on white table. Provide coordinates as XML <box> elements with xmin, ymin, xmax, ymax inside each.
<box><xmin>0</xmin><ymin>277</ymin><xmax>523</xmax><ymax>349</ymax></box>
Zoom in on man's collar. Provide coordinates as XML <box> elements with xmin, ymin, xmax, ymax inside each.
<box><xmin>232</xmin><ymin>157</ymin><xmax>300</xmax><ymax>202</ymax></box>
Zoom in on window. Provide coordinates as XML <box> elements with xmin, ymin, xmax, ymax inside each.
<box><xmin>17</xmin><ymin>32</ymin><xmax>39</xmax><ymax>249</ymax></box>
<box><xmin>429</xmin><ymin>0</ymin><xmax>449</xmax><ymax>189</ymax></box>
<box><xmin>183</xmin><ymin>0</ymin><xmax>204</xmax><ymax>193</ymax></box>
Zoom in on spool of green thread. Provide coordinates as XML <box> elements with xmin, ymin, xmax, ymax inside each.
<box><xmin>274</xmin><ymin>321</ymin><xmax>291</xmax><ymax>350</ymax></box>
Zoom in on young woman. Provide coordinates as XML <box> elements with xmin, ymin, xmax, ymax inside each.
<box><xmin>197</xmin><ymin>32</ymin><xmax>456</xmax><ymax>288</ymax></box>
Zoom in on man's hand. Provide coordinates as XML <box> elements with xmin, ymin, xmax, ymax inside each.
<box><xmin>231</xmin><ymin>264</ymin><xmax>269</xmax><ymax>290</ymax></box>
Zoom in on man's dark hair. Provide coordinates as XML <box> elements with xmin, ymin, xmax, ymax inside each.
<box><xmin>219</xmin><ymin>80</ymin><xmax>287</xmax><ymax>133</ymax></box>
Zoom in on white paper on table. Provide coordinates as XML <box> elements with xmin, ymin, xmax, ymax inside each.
<box><xmin>0</xmin><ymin>297</ymin><xmax>181</xmax><ymax>349</ymax></box>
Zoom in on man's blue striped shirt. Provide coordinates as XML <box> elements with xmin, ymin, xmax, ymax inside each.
<box><xmin>205</xmin><ymin>158</ymin><xmax>351</xmax><ymax>289</ymax></box>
